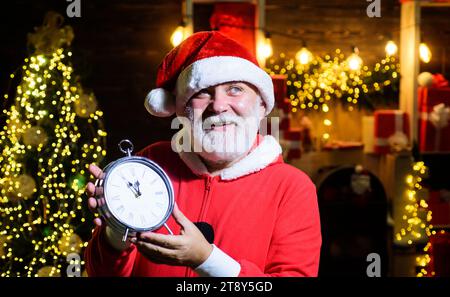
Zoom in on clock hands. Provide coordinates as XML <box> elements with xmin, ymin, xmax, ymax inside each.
<box><xmin>134</xmin><ymin>180</ymin><xmax>142</xmax><ymax>196</ymax></box>
<box><xmin>120</xmin><ymin>174</ymin><xmax>141</xmax><ymax>198</ymax></box>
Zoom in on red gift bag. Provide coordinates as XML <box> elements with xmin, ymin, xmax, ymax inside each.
<box><xmin>418</xmin><ymin>87</ymin><xmax>450</xmax><ymax>152</ymax></box>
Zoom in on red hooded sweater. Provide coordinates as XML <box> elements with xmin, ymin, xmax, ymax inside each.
<box><xmin>85</xmin><ymin>135</ymin><xmax>321</xmax><ymax>277</ymax></box>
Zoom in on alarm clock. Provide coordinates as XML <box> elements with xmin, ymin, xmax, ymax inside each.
<box><xmin>95</xmin><ymin>139</ymin><xmax>174</xmax><ymax>242</ymax></box>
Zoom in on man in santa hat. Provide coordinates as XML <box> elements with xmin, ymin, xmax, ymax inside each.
<box><xmin>84</xmin><ymin>31</ymin><xmax>321</xmax><ymax>277</ymax></box>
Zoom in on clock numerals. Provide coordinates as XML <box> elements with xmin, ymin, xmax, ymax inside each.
<box><xmin>105</xmin><ymin>161</ymin><xmax>172</xmax><ymax>231</ymax></box>
<box><xmin>151</xmin><ymin>209</ymin><xmax>161</xmax><ymax>219</ymax></box>
<box><xmin>128</xmin><ymin>212</ymin><xmax>134</xmax><ymax>223</ymax></box>
<box><xmin>116</xmin><ymin>205</ymin><xmax>125</xmax><ymax>215</ymax></box>
<box><xmin>140</xmin><ymin>215</ymin><xmax>147</xmax><ymax>226</ymax></box>
<box><xmin>155</xmin><ymin>201</ymin><xmax>165</xmax><ymax>209</ymax></box>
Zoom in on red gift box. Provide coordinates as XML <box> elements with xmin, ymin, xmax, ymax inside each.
<box><xmin>282</xmin><ymin>129</ymin><xmax>302</xmax><ymax>160</ymax></box>
<box><xmin>267</xmin><ymin>107</ymin><xmax>291</xmax><ymax>137</ymax></box>
<box><xmin>428</xmin><ymin>190</ymin><xmax>450</xmax><ymax>226</ymax></box>
<box><xmin>418</xmin><ymin>87</ymin><xmax>450</xmax><ymax>152</ymax></box>
<box><xmin>429</xmin><ymin>231</ymin><xmax>450</xmax><ymax>277</ymax></box>
<box><xmin>374</xmin><ymin>110</ymin><xmax>410</xmax><ymax>154</ymax></box>
<box><xmin>271</xmin><ymin>74</ymin><xmax>287</xmax><ymax>106</ymax></box>
<box><xmin>210</xmin><ymin>2</ymin><xmax>256</xmax><ymax>56</ymax></box>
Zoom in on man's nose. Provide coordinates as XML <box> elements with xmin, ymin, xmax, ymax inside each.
<box><xmin>208</xmin><ymin>91</ymin><xmax>229</xmax><ymax>114</ymax></box>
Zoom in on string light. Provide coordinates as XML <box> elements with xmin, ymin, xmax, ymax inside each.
<box><xmin>265</xmin><ymin>49</ymin><xmax>399</xmax><ymax>114</ymax></box>
<box><xmin>419</xmin><ymin>43</ymin><xmax>432</xmax><ymax>63</ymax></box>
<box><xmin>295</xmin><ymin>41</ymin><xmax>313</xmax><ymax>65</ymax></box>
<box><xmin>257</xmin><ymin>32</ymin><xmax>273</xmax><ymax>64</ymax></box>
<box><xmin>0</xmin><ymin>47</ymin><xmax>107</xmax><ymax>276</ymax></box>
<box><xmin>385</xmin><ymin>40</ymin><xmax>398</xmax><ymax>56</ymax></box>
<box><xmin>170</xmin><ymin>22</ymin><xmax>188</xmax><ymax>47</ymax></box>
<box><xmin>394</xmin><ymin>161</ymin><xmax>431</xmax><ymax>247</ymax></box>
<box><xmin>347</xmin><ymin>46</ymin><xmax>363</xmax><ymax>71</ymax></box>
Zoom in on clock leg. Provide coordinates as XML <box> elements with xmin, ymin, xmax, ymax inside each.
<box><xmin>164</xmin><ymin>223</ymin><xmax>173</xmax><ymax>235</ymax></box>
<box><xmin>122</xmin><ymin>228</ymin><xmax>129</xmax><ymax>242</ymax></box>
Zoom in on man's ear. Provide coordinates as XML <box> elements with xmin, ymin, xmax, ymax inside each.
<box><xmin>258</xmin><ymin>96</ymin><xmax>267</xmax><ymax>118</ymax></box>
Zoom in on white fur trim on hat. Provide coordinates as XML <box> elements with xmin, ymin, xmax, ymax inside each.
<box><xmin>144</xmin><ymin>88</ymin><xmax>176</xmax><ymax>117</ymax></box>
<box><xmin>175</xmin><ymin>56</ymin><xmax>274</xmax><ymax>116</ymax></box>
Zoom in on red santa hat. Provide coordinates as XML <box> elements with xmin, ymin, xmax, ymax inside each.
<box><xmin>145</xmin><ymin>31</ymin><xmax>274</xmax><ymax>117</ymax></box>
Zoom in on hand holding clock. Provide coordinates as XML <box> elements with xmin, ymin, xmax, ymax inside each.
<box><xmin>130</xmin><ymin>203</ymin><xmax>213</xmax><ymax>268</ymax></box>
<box><xmin>85</xmin><ymin>163</ymin><xmax>213</xmax><ymax>268</ymax></box>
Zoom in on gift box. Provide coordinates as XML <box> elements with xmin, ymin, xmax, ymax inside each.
<box><xmin>271</xmin><ymin>74</ymin><xmax>287</xmax><ymax>106</ymax></box>
<box><xmin>281</xmin><ymin>129</ymin><xmax>302</xmax><ymax>160</ymax></box>
<box><xmin>374</xmin><ymin>110</ymin><xmax>410</xmax><ymax>154</ymax></box>
<box><xmin>429</xmin><ymin>231</ymin><xmax>450</xmax><ymax>277</ymax></box>
<box><xmin>428</xmin><ymin>190</ymin><xmax>450</xmax><ymax>226</ymax></box>
<box><xmin>418</xmin><ymin>86</ymin><xmax>450</xmax><ymax>152</ymax></box>
<box><xmin>268</xmin><ymin>107</ymin><xmax>291</xmax><ymax>133</ymax></box>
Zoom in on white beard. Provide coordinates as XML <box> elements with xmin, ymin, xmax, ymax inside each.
<box><xmin>188</xmin><ymin>105</ymin><xmax>261</xmax><ymax>164</ymax></box>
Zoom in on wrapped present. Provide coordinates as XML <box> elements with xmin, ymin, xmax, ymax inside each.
<box><xmin>429</xmin><ymin>231</ymin><xmax>450</xmax><ymax>277</ymax></box>
<box><xmin>271</xmin><ymin>74</ymin><xmax>287</xmax><ymax>106</ymax></box>
<box><xmin>432</xmin><ymin>73</ymin><xmax>449</xmax><ymax>88</ymax></box>
<box><xmin>374</xmin><ymin>110</ymin><xmax>410</xmax><ymax>154</ymax></box>
<box><xmin>418</xmin><ymin>86</ymin><xmax>450</xmax><ymax>152</ymax></box>
<box><xmin>269</xmin><ymin>106</ymin><xmax>291</xmax><ymax>131</ymax></box>
<box><xmin>273</xmin><ymin>97</ymin><xmax>291</xmax><ymax>113</ymax></box>
<box><xmin>281</xmin><ymin>129</ymin><xmax>302</xmax><ymax>160</ymax></box>
<box><xmin>428</xmin><ymin>190</ymin><xmax>450</xmax><ymax>226</ymax></box>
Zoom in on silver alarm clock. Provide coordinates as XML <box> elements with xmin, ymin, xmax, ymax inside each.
<box><xmin>95</xmin><ymin>139</ymin><xmax>174</xmax><ymax>242</ymax></box>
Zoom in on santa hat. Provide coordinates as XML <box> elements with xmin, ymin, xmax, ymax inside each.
<box><xmin>145</xmin><ymin>31</ymin><xmax>274</xmax><ymax>117</ymax></box>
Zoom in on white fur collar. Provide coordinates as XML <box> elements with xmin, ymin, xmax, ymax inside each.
<box><xmin>178</xmin><ymin>135</ymin><xmax>282</xmax><ymax>180</ymax></box>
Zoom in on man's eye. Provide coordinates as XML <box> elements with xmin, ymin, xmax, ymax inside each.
<box><xmin>227</xmin><ymin>86</ymin><xmax>243</xmax><ymax>95</ymax></box>
<box><xmin>194</xmin><ymin>90</ymin><xmax>210</xmax><ymax>98</ymax></box>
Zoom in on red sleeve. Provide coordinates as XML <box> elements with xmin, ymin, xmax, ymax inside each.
<box><xmin>84</xmin><ymin>142</ymin><xmax>161</xmax><ymax>277</ymax></box>
<box><xmin>238</xmin><ymin>175</ymin><xmax>322</xmax><ymax>277</ymax></box>
<box><xmin>84</xmin><ymin>226</ymin><xmax>138</xmax><ymax>277</ymax></box>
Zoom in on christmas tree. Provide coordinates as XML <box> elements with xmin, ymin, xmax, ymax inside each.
<box><xmin>0</xmin><ymin>12</ymin><xmax>107</xmax><ymax>277</ymax></box>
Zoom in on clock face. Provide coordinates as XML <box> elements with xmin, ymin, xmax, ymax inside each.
<box><xmin>103</xmin><ymin>160</ymin><xmax>172</xmax><ymax>230</ymax></box>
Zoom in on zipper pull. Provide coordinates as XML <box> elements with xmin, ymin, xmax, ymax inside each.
<box><xmin>205</xmin><ymin>177</ymin><xmax>211</xmax><ymax>191</ymax></box>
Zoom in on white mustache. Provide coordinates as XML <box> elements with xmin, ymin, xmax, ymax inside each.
<box><xmin>202</xmin><ymin>114</ymin><xmax>241</xmax><ymax>130</ymax></box>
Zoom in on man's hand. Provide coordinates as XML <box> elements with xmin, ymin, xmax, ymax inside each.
<box><xmin>130</xmin><ymin>204</ymin><xmax>213</xmax><ymax>268</ymax></box>
<box><xmin>85</xmin><ymin>164</ymin><xmax>105</xmax><ymax>227</ymax></box>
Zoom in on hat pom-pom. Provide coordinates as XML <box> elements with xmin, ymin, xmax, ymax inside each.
<box><xmin>144</xmin><ymin>88</ymin><xmax>176</xmax><ymax>117</ymax></box>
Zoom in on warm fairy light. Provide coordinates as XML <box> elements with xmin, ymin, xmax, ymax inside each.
<box><xmin>419</xmin><ymin>43</ymin><xmax>432</xmax><ymax>63</ymax></box>
<box><xmin>323</xmin><ymin>119</ymin><xmax>332</xmax><ymax>126</ymax></box>
<box><xmin>395</xmin><ymin>161</ymin><xmax>433</xmax><ymax>277</ymax></box>
<box><xmin>347</xmin><ymin>53</ymin><xmax>363</xmax><ymax>71</ymax></box>
<box><xmin>257</xmin><ymin>34</ymin><xmax>273</xmax><ymax>64</ymax></box>
<box><xmin>385</xmin><ymin>40</ymin><xmax>398</xmax><ymax>56</ymax></box>
<box><xmin>296</xmin><ymin>47</ymin><xmax>313</xmax><ymax>65</ymax></box>
<box><xmin>170</xmin><ymin>25</ymin><xmax>187</xmax><ymax>47</ymax></box>
<box><xmin>0</xmin><ymin>48</ymin><xmax>107</xmax><ymax>276</ymax></box>
<box><xmin>265</xmin><ymin>50</ymin><xmax>399</xmax><ymax>114</ymax></box>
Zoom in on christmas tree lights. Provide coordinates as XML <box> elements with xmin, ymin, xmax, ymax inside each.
<box><xmin>0</xmin><ymin>13</ymin><xmax>106</xmax><ymax>277</ymax></box>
